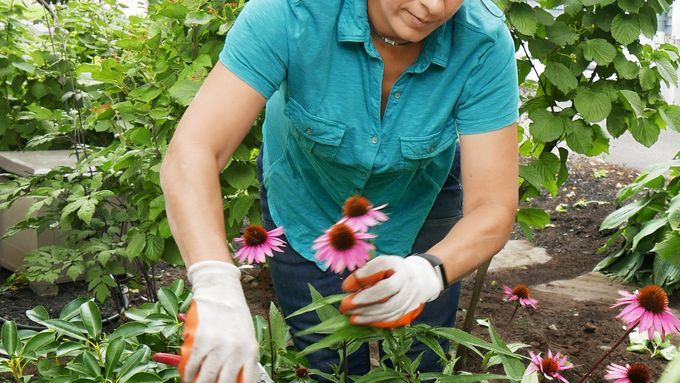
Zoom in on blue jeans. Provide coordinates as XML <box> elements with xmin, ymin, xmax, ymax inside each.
<box><xmin>258</xmin><ymin>150</ymin><xmax>463</xmax><ymax>380</ymax></box>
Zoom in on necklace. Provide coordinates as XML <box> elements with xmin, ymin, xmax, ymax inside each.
<box><xmin>368</xmin><ymin>22</ymin><xmax>412</xmax><ymax>46</ymax></box>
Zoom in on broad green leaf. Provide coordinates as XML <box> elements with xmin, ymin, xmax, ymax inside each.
<box><xmin>658</xmin><ymin>351</ymin><xmax>680</xmax><ymax>383</ymax></box>
<box><xmin>420</xmin><ymin>373</ymin><xmax>510</xmax><ymax>383</ymax></box>
<box><xmin>105</xmin><ymin>337</ymin><xmax>125</xmax><ymax>378</ymax></box>
<box><xmin>612</xmin><ymin>13</ymin><xmax>642</xmax><ymax>45</ymax></box>
<box><xmin>184</xmin><ymin>10</ymin><xmax>215</xmax><ymax>26</ymax></box>
<box><xmin>528</xmin><ymin>110</ymin><xmax>567</xmax><ymax>143</ymax></box>
<box><xmin>223</xmin><ymin>162</ymin><xmax>257</xmax><ymax>190</ymax></box>
<box><xmin>618</xmin><ymin>0</ymin><xmax>644</xmax><ymax>12</ymax></box>
<box><xmin>546</xmin><ymin>21</ymin><xmax>579</xmax><ymax>46</ymax></box>
<box><xmin>669</xmin><ymin>194</ymin><xmax>680</xmax><ymax>230</ymax></box>
<box><xmin>533</xmin><ymin>7</ymin><xmax>554</xmax><ymax>26</ymax></box>
<box><xmin>516</xmin><ymin>208</ymin><xmax>550</xmax><ymax>229</ymax></box>
<box><xmin>267</xmin><ymin>302</ymin><xmax>288</xmax><ymax>351</ymax></box>
<box><xmin>300</xmin><ymin>325</ymin><xmax>375</xmax><ymax>355</ymax></box>
<box><xmin>488</xmin><ymin>324</ymin><xmax>525</xmax><ymax>380</ymax></box>
<box><xmin>566</xmin><ymin>120</ymin><xmax>594</xmax><ymax>154</ymax></box>
<box><xmin>169</xmin><ymin>79</ymin><xmax>201</xmax><ymax>106</ymax></box>
<box><xmin>508</xmin><ymin>3</ymin><xmax>537</xmax><ymax>36</ymax></box>
<box><xmin>60</xmin><ymin>298</ymin><xmax>90</xmax><ymax>321</ymax></box>
<box><xmin>613</xmin><ymin>54</ymin><xmax>640</xmax><ymax>79</ymax></box>
<box><xmin>109</xmin><ymin>322</ymin><xmax>148</xmax><ymax>340</ymax></box>
<box><xmin>309</xmin><ymin>285</ymin><xmax>340</xmax><ymax>322</ymax></box>
<box><xmin>297</xmin><ymin>315</ymin><xmax>348</xmax><ymax>336</ymax></box>
<box><xmin>157</xmin><ymin>288</ymin><xmax>179</xmax><ymax>319</ymax></box>
<box><xmin>544</xmin><ymin>62</ymin><xmax>577</xmax><ymax>93</ymax></box>
<box><xmin>43</xmin><ymin>319</ymin><xmax>88</xmax><ymax>341</ymax></box>
<box><xmin>639</xmin><ymin>6</ymin><xmax>659</xmax><ymax>37</ymax></box>
<box><xmin>619</xmin><ymin>90</ymin><xmax>645</xmax><ymax>117</ymax></box>
<box><xmin>653</xmin><ymin>233</ymin><xmax>680</xmax><ymax>268</ymax></box>
<box><xmin>56</xmin><ymin>341</ymin><xmax>86</xmax><ymax>357</ymax></box>
<box><xmin>162</xmin><ymin>239</ymin><xmax>184</xmax><ymax>266</ymax></box>
<box><xmin>126</xmin><ymin>372</ymin><xmax>164</xmax><ymax>382</ymax></box>
<box><xmin>639</xmin><ymin>67</ymin><xmax>657</xmax><ymax>90</ymax></box>
<box><xmin>23</xmin><ymin>331</ymin><xmax>55</xmax><ymax>354</ymax></box>
<box><xmin>118</xmin><ymin>347</ymin><xmax>151</xmax><ymax>383</ymax></box>
<box><xmin>144</xmin><ymin>234</ymin><xmax>165</xmax><ymax>262</ymax></box>
<box><xmin>12</xmin><ymin>61</ymin><xmax>36</xmax><ymax>73</ymax></box>
<box><xmin>632</xmin><ymin>218</ymin><xmax>668</xmax><ymax>249</ymax></box>
<box><xmin>629</xmin><ymin>118</ymin><xmax>660</xmax><ymax>148</ymax></box>
<box><xmin>601</xmin><ymin>197</ymin><xmax>652</xmax><ymax>229</ymax></box>
<box><xmin>2</xmin><ymin>321</ymin><xmax>18</xmax><ymax>356</ymax></box>
<box><xmin>431</xmin><ymin>328</ymin><xmax>518</xmax><ymax>357</ymax></box>
<box><xmin>81</xmin><ymin>350</ymin><xmax>101</xmax><ymax>377</ymax></box>
<box><xmin>654</xmin><ymin>58</ymin><xmax>678</xmax><ymax>86</ymax></box>
<box><xmin>77</xmin><ymin>198</ymin><xmax>97</xmax><ymax>225</ymax></box>
<box><xmin>521</xmin><ymin>372</ymin><xmax>540</xmax><ymax>383</ymax></box>
<box><xmin>582</xmin><ymin>39</ymin><xmax>617</xmax><ymax>65</ymax></box>
<box><xmin>126</xmin><ymin>232</ymin><xmax>146</xmax><ymax>259</ymax></box>
<box><xmin>26</xmin><ymin>306</ymin><xmax>50</xmax><ymax>324</ymax></box>
<box><xmin>80</xmin><ymin>300</ymin><xmax>102</xmax><ymax>339</ymax></box>
<box><xmin>660</xmin><ymin>105</ymin><xmax>680</xmax><ymax>132</ymax></box>
<box><xmin>574</xmin><ymin>88</ymin><xmax>611</xmax><ymax>122</ymax></box>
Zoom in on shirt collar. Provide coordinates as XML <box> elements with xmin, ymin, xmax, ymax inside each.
<box><xmin>337</xmin><ymin>0</ymin><xmax>453</xmax><ymax>69</ymax></box>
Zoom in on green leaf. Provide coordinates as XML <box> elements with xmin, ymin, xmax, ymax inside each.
<box><xmin>184</xmin><ymin>10</ymin><xmax>215</xmax><ymax>26</ymax></box>
<box><xmin>11</xmin><ymin>61</ymin><xmax>36</xmax><ymax>74</ymax></box>
<box><xmin>658</xmin><ymin>351</ymin><xmax>680</xmax><ymax>383</ymax></box>
<box><xmin>660</xmin><ymin>105</ymin><xmax>680</xmax><ymax>133</ymax></box>
<box><xmin>581</xmin><ymin>39</ymin><xmax>617</xmax><ymax>65</ymax></box>
<box><xmin>157</xmin><ymin>288</ymin><xmax>179</xmax><ymax>319</ymax></box>
<box><xmin>653</xmin><ymin>232</ymin><xmax>680</xmax><ymax>268</ymax></box>
<box><xmin>431</xmin><ymin>327</ymin><xmax>518</xmax><ymax>357</ymax></box>
<box><xmin>508</xmin><ymin>3</ymin><xmax>537</xmax><ymax>36</ymax></box>
<box><xmin>169</xmin><ymin>79</ymin><xmax>201</xmax><ymax>106</ymax></box>
<box><xmin>144</xmin><ymin>235</ymin><xmax>165</xmax><ymax>262</ymax></box>
<box><xmin>547</xmin><ymin>21</ymin><xmax>579</xmax><ymax>46</ymax></box>
<box><xmin>297</xmin><ymin>315</ymin><xmax>349</xmax><ymax>336</ymax></box>
<box><xmin>420</xmin><ymin>374</ymin><xmax>511</xmax><ymax>383</ymax></box>
<box><xmin>544</xmin><ymin>62</ymin><xmax>578</xmax><ymax>93</ymax></box>
<box><xmin>654</xmin><ymin>58</ymin><xmax>678</xmax><ymax>86</ymax></box>
<box><xmin>669</xmin><ymin>194</ymin><xmax>680</xmax><ymax>230</ymax></box>
<box><xmin>488</xmin><ymin>324</ymin><xmax>525</xmax><ymax>380</ymax></box>
<box><xmin>80</xmin><ymin>301</ymin><xmax>102</xmax><ymax>339</ymax></box>
<box><xmin>528</xmin><ymin>110</ymin><xmax>567</xmax><ymax>142</ymax></box>
<box><xmin>300</xmin><ymin>325</ymin><xmax>375</xmax><ymax>355</ymax></box>
<box><xmin>118</xmin><ymin>347</ymin><xmax>150</xmax><ymax>382</ymax></box>
<box><xmin>287</xmin><ymin>293</ymin><xmax>346</xmax><ymax>318</ymax></box>
<box><xmin>223</xmin><ymin>162</ymin><xmax>256</xmax><ymax>190</ymax></box>
<box><xmin>43</xmin><ymin>319</ymin><xmax>88</xmax><ymax>341</ymax></box>
<box><xmin>619</xmin><ymin>90</ymin><xmax>645</xmax><ymax>117</ymax></box>
<box><xmin>162</xmin><ymin>239</ymin><xmax>184</xmax><ymax>266</ymax></box>
<box><xmin>632</xmin><ymin>218</ymin><xmax>668</xmax><ymax>249</ymax></box>
<box><xmin>77</xmin><ymin>198</ymin><xmax>97</xmax><ymax>225</ymax></box>
<box><xmin>629</xmin><ymin>118</ymin><xmax>660</xmax><ymax>147</ymax></box>
<box><xmin>148</xmin><ymin>195</ymin><xmax>165</xmax><ymax>221</ymax></box>
<box><xmin>23</xmin><ymin>331</ymin><xmax>55</xmax><ymax>354</ymax></box>
<box><xmin>574</xmin><ymin>87</ymin><xmax>611</xmax><ymax>122</ymax></box>
<box><xmin>267</xmin><ymin>302</ymin><xmax>288</xmax><ymax>351</ymax></box>
<box><xmin>639</xmin><ymin>67</ymin><xmax>657</xmax><ymax>90</ymax></box>
<box><xmin>2</xmin><ymin>321</ymin><xmax>18</xmax><ymax>356</ymax></box>
<box><xmin>611</xmin><ymin>14</ymin><xmax>641</xmax><ymax>45</ymax></box>
<box><xmin>126</xmin><ymin>232</ymin><xmax>146</xmax><ymax>259</ymax></box>
<box><xmin>309</xmin><ymin>285</ymin><xmax>340</xmax><ymax>322</ymax></box>
<box><xmin>613</xmin><ymin>54</ymin><xmax>640</xmax><ymax>79</ymax></box>
<box><xmin>639</xmin><ymin>6</ymin><xmax>658</xmax><ymax>37</ymax></box>
<box><xmin>81</xmin><ymin>350</ymin><xmax>102</xmax><ymax>377</ymax></box>
<box><xmin>109</xmin><ymin>322</ymin><xmax>148</xmax><ymax>340</ymax></box>
<box><xmin>516</xmin><ymin>208</ymin><xmax>550</xmax><ymax>229</ymax></box>
<box><xmin>566</xmin><ymin>120</ymin><xmax>595</xmax><ymax>154</ymax></box>
<box><xmin>600</xmin><ymin>197</ymin><xmax>652</xmax><ymax>229</ymax></box>
<box><xmin>60</xmin><ymin>298</ymin><xmax>90</xmax><ymax>321</ymax></box>
<box><xmin>26</xmin><ymin>306</ymin><xmax>50</xmax><ymax>324</ymax></box>
<box><xmin>105</xmin><ymin>337</ymin><xmax>125</xmax><ymax>378</ymax></box>
<box><xmin>618</xmin><ymin>0</ymin><xmax>644</xmax><ymax>13</ymax></box>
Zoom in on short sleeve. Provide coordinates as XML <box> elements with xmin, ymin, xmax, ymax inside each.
<box><xmin>455</xmin><ymin>24</ymin><xmax>519</xmax><ymax>135</ymax></box>
<box><xmin>218</xmin><ymin>0</ymin><xmax>291</xmax><ymax>99</ymax></box>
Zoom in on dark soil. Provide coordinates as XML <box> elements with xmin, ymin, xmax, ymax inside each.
<box><xmin>1</xmin><ymin>155</ymin><xmax>676</xmax><ymax>382</ymax></box>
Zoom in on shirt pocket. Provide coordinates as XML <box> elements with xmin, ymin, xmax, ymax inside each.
<box><xmin>284</xmin><ymin>98</ymin><xmax>346</xmax><ymax>162</ymax></box>
<box><xmin>399</xmin><ymin>118</ymin><xmax>457</xmax><ymax>172</ymax></box>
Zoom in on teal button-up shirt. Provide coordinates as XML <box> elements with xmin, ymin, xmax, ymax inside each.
<box><xmin>219</xmin><ymin>0</ymin><xmax>519</xmax><ymax>269</ymax></box>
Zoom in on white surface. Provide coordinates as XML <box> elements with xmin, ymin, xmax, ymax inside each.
<box><xmin>489</xmin><ymin>240</ymin><xmax>552</xmax><ymax>272</ymax></box>
<box><xmin>0</xmin><ymin>150</ymin><xmax>77</xmax><ymax>176</ymax></box>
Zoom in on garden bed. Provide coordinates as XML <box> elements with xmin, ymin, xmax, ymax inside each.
<box><xmin>1</xmin><ymin>155</ymin><xmax>677</xmax><ymax>382</ymax></box>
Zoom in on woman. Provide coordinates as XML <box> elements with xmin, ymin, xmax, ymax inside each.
<box><xmin>160</xmin><ymin>0</ymin><xmax>519</xmax><ymax>382</ymax></box>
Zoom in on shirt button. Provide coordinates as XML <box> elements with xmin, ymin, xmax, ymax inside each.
<box><xmin>306</xmin><ymin>128</ymin><xmax>313</xmax><ymax>135</ymax></box>
<box><xmin>428</xmin><ymin>145</ymin><xmax>436</xmax><ymax>153</ymax></box>
<box><xmin>360</xmin><ymin>171</ymin><xmax>368</xmax><ymax>177</ymax></box>
<box><xmin>394</xmin><ymin>92</ymin><xmax>401</xmax><ymax>99</ymax></box>
<box><xmin>354</xmin><ymin>188</ymin><xmax>361</xmax><ymax>193</ymax></box>
<box><xmin>371</xmin><ymin>136</ymin><xmax>378</xmax><ymax>144</ymax></box>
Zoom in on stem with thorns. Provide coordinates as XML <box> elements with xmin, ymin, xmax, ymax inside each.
<box><xmin>576</xmin><ymin>327</ymin><xmax>635</xmax><ymax>383</ymax></box>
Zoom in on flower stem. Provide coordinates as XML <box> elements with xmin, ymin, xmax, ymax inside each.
<box><xmin>506</xmin><ymin>305</ymin><xmax>520</xmax><ymax>329</ymax></box>
<box><xmin>576</xmin><ymin>327</ymin><xmax>635</xmax><ymax>383</ymax></box>
<box><xmin>342</xmin><ymin>341</ymin><xmax>348</xmax><ymax>383</ymax></box>
<box><xmin>265</xmin><ymin>310</ymin><xmax>276</xmax><ymax>382</ymax></box>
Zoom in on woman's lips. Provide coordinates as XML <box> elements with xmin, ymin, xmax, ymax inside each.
<box><xmin>405</xmin><ymin>10</ymin><xmax>431</xmax><ymax>28</ymax></box>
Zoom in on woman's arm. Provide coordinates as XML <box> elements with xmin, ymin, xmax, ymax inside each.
<box><xmin>160</xmin><ymin>63</ymin><xmax>266</xmax><ymax>268</ymax></box>
<box><xmin>427</xmin><ymin>123</ymin><xmax>519</xmax><ymax>283</ymax></box>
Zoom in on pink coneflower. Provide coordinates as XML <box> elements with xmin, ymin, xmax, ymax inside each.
<box><xmin>526</xmin><ymin>350</ymin><xmax>573</xmax><ymax>383</ymax></box>
<box><xmin>339</xmin><ymin>196</ymin><xmax>388</xmax><ymax>232</ymax></box>
<box><xmin>612</xmin><ymin>285</ymin><xmax>680</xmax><ymax>340</ymax></box>
<box><xmin>503</xmin><ymin>284</ymin><xmax>539</xmax><ymax>309</ymax></box>
<box><xmin>312</xmin><ymin>222</ymin><xmax>375</xmax><ymax>274</ymax></box>
<box><xmin>233</xmin><ymin>225</ymin><xmax>286</xmax><ymax>264</ymax></box>
<box><xmin>604</xmin><ymin>363</ymin><xmax>652</xmax><ymax>383</ymax></box>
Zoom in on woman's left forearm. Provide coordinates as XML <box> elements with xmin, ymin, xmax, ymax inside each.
<box><xmin>426</xmin><ymin>201</ymin><xmax>517</xmax><ymax>284</ymax></box>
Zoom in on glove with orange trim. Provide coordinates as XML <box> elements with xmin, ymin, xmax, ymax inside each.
<box><xmin>180</xmin><ymin>260</ymin><xmax>258</xmax><ymax>383</ymax></box>
<box><xmin>339</xmin><ymin>255</ymin><xmax>445</xmax><ymax>328</ymax></box>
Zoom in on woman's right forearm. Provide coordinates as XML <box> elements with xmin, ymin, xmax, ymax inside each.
<box><xmin>160</xmin><ymin>146</ymin><xmax>233</xmax><ymax>268</ymax></box>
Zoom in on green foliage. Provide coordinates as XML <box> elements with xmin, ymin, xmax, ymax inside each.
<box><xmin>504</xmin><ymin>0</ymin><xmax>680</xmax><ymax>234</ymax></box>
<box><xmin>596</xmin><ymin>154</ymin><xmax>680</xmax><ymax>292</ymax></box>
<box><xmin>0</xmin><ymin>0</ymin><xmax>261</xmax><ymax>302</ymax></box>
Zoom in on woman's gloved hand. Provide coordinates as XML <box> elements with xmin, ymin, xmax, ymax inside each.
<box><xmin>180</xmin><ymin>260</ymin><xmax>259</xmax><ymax>383</ymax></box>
<box><xmin>339</xmin><ymin>255</ymin><xmax>444</xmax><ymax>328</ymax></box>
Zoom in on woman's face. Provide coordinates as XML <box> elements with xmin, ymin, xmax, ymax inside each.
<box><xmin>367</xmin><ymin>0</ymin><xmax>464</xmax><ymax>43</ymax></box>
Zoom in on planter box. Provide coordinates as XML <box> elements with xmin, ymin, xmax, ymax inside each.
<box><xmin>0</xmin><ymin>151</ymin><xmax>79</xmax><ymax>295</ymax></box>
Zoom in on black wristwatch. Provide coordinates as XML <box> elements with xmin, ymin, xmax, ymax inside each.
<box><xmin>413</xmin><ymin>253</ymin><xmax>449</xmax><ymax>289</ymax></box>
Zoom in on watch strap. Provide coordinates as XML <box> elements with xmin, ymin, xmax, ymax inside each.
<box><xmin>413</xmin><ymin>253</ymin><xmax>449</xmax><ymax>289</ymax></box>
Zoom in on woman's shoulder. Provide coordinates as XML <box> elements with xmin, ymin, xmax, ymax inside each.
<box><xmin>453</xmin><ymin>0</ymin><xmax>508</xmax><ymax>42</ymax></box>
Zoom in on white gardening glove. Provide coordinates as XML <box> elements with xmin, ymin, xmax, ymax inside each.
<box><xmin>179</xmin><ymin>260</ymin><xmax>259</xmax><ymax>383</ymax></box>
<box><xmin>339</xmin><ymin>255</ymin><xmax>444</xmax><ymax>328</ymax></box>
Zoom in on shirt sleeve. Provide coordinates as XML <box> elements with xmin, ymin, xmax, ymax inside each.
<box><xmin>218</xmin><ymin>0</ymin><xmax>291</xmax><ymax>99</ymax></box>
<box><xmin>455</xmin><ymin>23</ymin><xmax>519</xmax><ymax>135</ymax></box>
